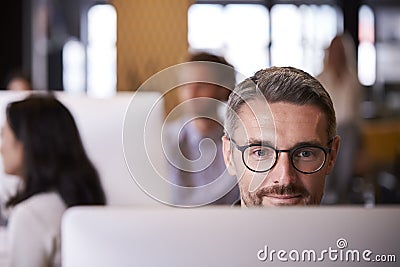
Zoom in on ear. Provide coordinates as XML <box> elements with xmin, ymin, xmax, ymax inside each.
<box><xmin>326</xmin><ymin>135</ymin><xmax>340</xmax><ymax>175</ymax></box>
<box><xmin>222</xmin><ymin>135</ymin><xmax>236</xmax><ymax>176</ymax></box>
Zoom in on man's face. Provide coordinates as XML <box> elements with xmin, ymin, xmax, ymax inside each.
<box><xmin>222</xmin><ymin>100</ymin><xmax>339</xmax><ymax>207</ymax></box>
<box><xmin>178</xmin><ymin>65</ymin><xmax>230</xmax><ymax>117</ymax></box>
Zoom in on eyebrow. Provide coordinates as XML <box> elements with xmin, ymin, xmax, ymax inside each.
<box><xmin>246</xmin><ymin>138</ymin><xmax>274</xmax><ymax>146</ymax></box>
<box><xmin>293</xmin><ymin>141</ymin><xmax>325</xmax><ymax>147</ymax></box>
<box><xmin>245</xmin><ymin>139</ymin><xmax>324</xmax><ymax>148</ymax></box>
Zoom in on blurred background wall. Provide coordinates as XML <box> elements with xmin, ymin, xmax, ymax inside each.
<box><xmin>0</xmin><ymin>0</ymin><xmax>399</xmax><ymax>205</ymax></box>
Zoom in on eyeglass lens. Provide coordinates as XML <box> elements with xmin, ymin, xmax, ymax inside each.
<box><xmin>243</xmin><ymin>146</ymin><xmax>326</xmax><ymax>173</ymax></box>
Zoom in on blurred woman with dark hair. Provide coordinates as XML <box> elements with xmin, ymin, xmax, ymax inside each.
<box><xmin>0</xmin><ymin>94</ymin><xmax>106</xmax><ymax>267</ymax></box>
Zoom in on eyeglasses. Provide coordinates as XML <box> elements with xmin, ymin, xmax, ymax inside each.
<box><xmin>230</xmin><ymin>139</ymin><xmax>332</xmax><ymax>174</ymax></box>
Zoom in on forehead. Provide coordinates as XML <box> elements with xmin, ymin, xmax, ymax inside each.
<box><xmin>233</xmin><ymin>100</ymin><xmax>329</xmax><ymax>146</ymax></box>
<box><xmin>179</xmin><ymin>64</ymin><xmax>215</xmax><ymax>84</ymax></box>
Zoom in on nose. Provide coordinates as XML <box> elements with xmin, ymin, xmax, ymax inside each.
<box><xmin>269</xmin><ymin>151</ymin><xmax>297</xmax><ymax>185</ymax></box>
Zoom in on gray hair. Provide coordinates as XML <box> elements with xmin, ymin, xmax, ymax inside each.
<box><xmin>224</xmin><ymin>66</ymin><xmax>336</xmax><ymax>141</ymax></box>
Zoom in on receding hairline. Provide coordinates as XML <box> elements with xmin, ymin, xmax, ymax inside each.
<box><xmin>227</xmin><ymin>96</ymin><xmax>332</xmax><ymax>139</ymax></box>
<box><xmin>224</xmin><ymin>66</ymin><xmax>336</xmax><ymax>142</ymax></box>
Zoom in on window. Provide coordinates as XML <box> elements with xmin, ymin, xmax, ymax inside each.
<box><xmin>188</xmin><ymin>3</ymin><xmax>269</xmax><ymax>82</ymax></box>
<box><xmin>63</xmin><ymin>39</ymin><xmax>85</xmax><ymax>94</ymax></box>
<box><xmin>271</xmin><ymin>4</ymin><xmax>341</xmax><ymax>75</ymax></box>
<box><xmin>375</xmin><ymin>6</ymin><xmax>400</xmax><ymax>84</ymax></box>
<box><xmin>62</xmin><ymin>4</ymin><xmax>117</xmax><ymax>97</ymax></box>
<box><xmin>188</xmin><ymin>3</ymin><xmax>342</xmax><ymax>79</ymax></box>
<box><xmin>358</xmin><ymin>5</ymin><xmax>376</xmax><ymax>86</ymax></box>
<box><xmin>87</xmin><ymin>4</ymin><xmax>117</xmax><ymax>97</ymax></box>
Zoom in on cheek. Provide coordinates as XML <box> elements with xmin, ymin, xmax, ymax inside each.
<box><xmin>234</xmin><ymin>158</ymin><xmax>265</xmax><ymax>193</ymax></box>
<box><xmin>237</xmin><ymin>170</ymin><xmax>250</xmax><ymax>187</ymax></box>
<box><xmin>1</xmin><ymin>142</ymin><xmax>24</xmax><ymax>175</ymax></box>
<box><xmin>0</xmin><ymin>139</ymin><xmax>11</xmax><ymax>159</ymax></box>
<box><xmin>231</xmin><ymin>152</ymin><xmax>246</xmax><ymax>177</ymax></box>
<box><xmin>231</xmin><ymin>151</ymin><xmax>270</xmax><ymax>193</ymax></box>
<box><xmin>301</xmin><ymin>174</ymin><xmax>325</xmax><ymax>196</ymax></box>
<box><xmin>231</xmin><ymin>153</ymin><xmax>247</xmax><ymax>183</ymax></box>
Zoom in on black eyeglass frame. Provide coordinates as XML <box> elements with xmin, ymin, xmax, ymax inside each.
<box><xmin>229</xmin><ymin>138</ymin><xmax>332</xmax><ymax>174</ymax></box>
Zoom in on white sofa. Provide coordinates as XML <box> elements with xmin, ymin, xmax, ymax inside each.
<box><xmin>0</xmin><ymin>90</ymin><xmax>170</xmax><ymax>208</ymax></box>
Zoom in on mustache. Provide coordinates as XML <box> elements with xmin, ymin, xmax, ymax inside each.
<box><xmin>256</xmin><ymin>184</ymin><xmax>309</xmax><ymax>198</ymax></box>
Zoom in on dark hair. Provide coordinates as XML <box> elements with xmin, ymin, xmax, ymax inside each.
<box><xmin>225</xmin><ymin>66</ymin><xmax>336</xmax><ymax>141</ymax></box>
<box><xmin>5</xmin><ymin>94</ymin><xmax>106</xmax><ymax>207</ymax></box>
<box><xmin>4</xmin><ymin>70</ymin><xmax>32</xmax><ymax>90</ymax></box>
<box><xmin>186</xmin><ymin>52</ymin><xmax>231</xmax><ymax>66</ymax></box>
<box><xmin>184</xmin><ymin>51</ymin><xmax>236</xmax><ymax>99</ymax></box>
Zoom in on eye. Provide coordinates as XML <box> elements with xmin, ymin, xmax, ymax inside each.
<box><xmin>255</xmin><ymin>149</ymin><xmax>266</xmax><ymax>157</ymax></box>
<box><xmin>249</xmin><ymin>147</ymin><xmax>274</xmax><ymax>160</ymax></box>
<box><xmin>299</xmin><ymin>150</ymin><xmax>312</xmax><ymax>158</ymax></box>
<box><xmin>293</xmin><ymin>147</ymin><xmax>320</xmax><ymax>162</ymax></box>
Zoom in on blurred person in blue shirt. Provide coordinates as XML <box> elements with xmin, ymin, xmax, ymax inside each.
<box><xmin>164</xmin><ymin>52</ymin><xmax>240</xmax><ymax>207</ymax></box>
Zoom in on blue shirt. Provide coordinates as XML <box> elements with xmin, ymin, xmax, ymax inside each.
<box><xmin>165</xmin><ymin>119</ymin><xmax>239</xmax><ymax>206</ymax></box>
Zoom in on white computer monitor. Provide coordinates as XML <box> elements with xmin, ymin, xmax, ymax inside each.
<box><xmin>61</xmin><ymin>206</ymin><xmax>400</xmax><ymax>267</ymax></box>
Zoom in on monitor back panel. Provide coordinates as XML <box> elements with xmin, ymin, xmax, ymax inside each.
<box><xmin>62</xmin><ymin>206</ymin><xmax>400</xmax><ymax>267</ymax></box>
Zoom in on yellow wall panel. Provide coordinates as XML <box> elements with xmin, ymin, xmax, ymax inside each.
<box><xmin>361</xmin><ymin>119</ymin><xmax>400</xmax><ymax>168</ymax></box>
<box><xmin>112</xmin><ymin>0</ymin><xmax>192</xmax><ymax>96</ymax></box>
